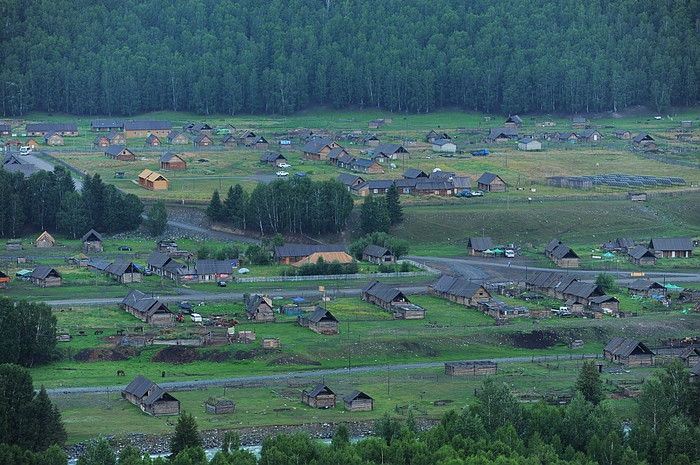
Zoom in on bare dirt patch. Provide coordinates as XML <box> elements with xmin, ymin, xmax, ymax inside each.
<box><xmin>509</xmin><ymin>330</ymin><xmax>561</xmax><ymax>349</ymax></box>
<box><xmin>74</xmin><ymin>348</ymin><xmax>136</xmax><ymax>362</ymax></box>
<box><xmin>151</xmin><ymin>346</ymin><xmax>200</xmax><ymax>364</ymax></box>
<box><xmin>268</xmin><ymin>355</ymin><xmax>322</xmax><ymax>366</ymax></box>
<box><xmin>200</xmin><ymin>350</ymin><xmax>232</xmax><ymax>363</ymax></box>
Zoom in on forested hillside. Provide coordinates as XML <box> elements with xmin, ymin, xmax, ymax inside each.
<box><xmin>1</xmin><ymin>0</ymin><xmax>698</xmax><ymax>116</ymax></box>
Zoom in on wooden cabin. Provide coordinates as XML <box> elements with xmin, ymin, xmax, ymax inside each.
<box><xmin>604</xmin><ymin>337</ymin><xmax>654</xmax><ymax>367</ymax></box>
<box><xmin>122</xmin><ymin>374</ymin><xmax>180</xmax><ymax>416</ymax></box>
<box><xmin>429</xmin><ymin>275</ymin><xmax>491</xmax><ymax>308</ymax></box>
<box><xmin>105</xmin><ymin>145</ymin><xmax>136</xmax><ymax>161</ymax></box>
<box><xmin>30</xmin><ymin>265</ymin><xmax>62</xmax><ymax>287</ymax></box>
<box><xmin>121</xmin><ymin>289</ymin><xmax>174</xmax><ymax>326</ymax></box>
<box><xmin>343</xmin><ymin>390</ymin><xmax>374</xmax><ymax>412</ymax></box>
<box><xmin>160</xmin><ymin>152</ymin><xmax>187</xmax><ymax>170</ymax></box>
<box><xmin>302</xmin><ymin>384</ymin><xmax>336</xmax><ymax>409</ymax></box>
<box><xmin>81</xmin><ymin>229</ymin><xmax>103</xmax><ymax>253</ymax></box>
<box><xmin>306</xmin><ymin>307</ymin><xmax>339</xmax><ymax>335</ymax></box>
<box><xmin>244</xmin><ymin>295</ymin><xmax>276</xmax><ymax>322</ymax></box>
<box><xmin>35</xmin><ymin>231</ymin><xmax>55</xmax><ymax>248</ymax></box>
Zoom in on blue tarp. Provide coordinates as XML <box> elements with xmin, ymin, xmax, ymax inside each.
<box><xmin>293</xmin><ymin>296</ymin><xmax>306</xmax><ymax>303</ymax></box>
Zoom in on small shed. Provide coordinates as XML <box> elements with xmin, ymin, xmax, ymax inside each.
<box><xmin>105</xmin><ymin>145</ymin><xmax>136</xmax><ymax>161</ymax></box>
<box><xmin>444</xmin><ymin>361</ymin><xmax>498</xmax><ymax>376</ymax></box>
<box><xmin>477</xmin><ymin>172</ymin><xmax>506</xmax><ymax>192</ymax></box>
<box><xmin>306</xmin><ymin>307</ymin><xmax>339</xmax><ymax>335</ymax></box>
<box><xmin>6</xmin><ymin>240</ymin><xmax>22</xmax><ymax>250</ymax></box>
<box><xmin>35</xmin><ymin>231</ymin><xmax>55</xmax><ymax>248</ymax></box>
<box><xmin>603</xmin><ymin>337</ymin><xmax>654</xmax><ymax>366</ymax></box>
<box><xmin>302</xmin><ymin>384</ymin><xmax>336</xmax><ymax>409</ymax></box>
<box><xmin>167</xmin><ymin>130</ymin><xmax>190</xmax><ymax>145</ymax></box>
<box><xmin>193</xmin><ymin>133</ymin><xmax>214</xmax><ymax>147</ymax></box>
<box><xmin>362</xmin><ymin>244</ymin><xmax>395</xmax><ymax>264</ymax></box>
<box><xmin>244</xmin><ymin>295</ymin><xmax>276</xmax><ymax>322</ymax></box>
<box><xmin>145</xmin><ymin>134</ymin><xmax>162</xmax><ymax>147</ymax></box>
<box><xmin>679</xmin><ymin>347</ymin><xmax>700</xmax><ymax>367</ymax></box>
<box><xmin>138</xmin><ymin>169</ymin><xmax>169</xmax><ymax>190</ymax></box>
<box><xmin>627</xmin><ymin>245</ymin><xmax>656</xmax><ymax>266</ymax></box>
<box><xmin>81</xmin><ymin>229</ymin><xmax>104</xmax><ymax>253</ymax></box>
<box><xmin>343</xmin><ymin>390</ymin><xmax>374</xmax><ymax>412</ymax></box>
<box><xmin>44</xmin><ymin>132</ymin><xmax>65</xmax><ymax>146</ymax></box>
<box><xmin>432</xmin><ymin>139</ymin><xmax>457</xmax><ymax>153</ymax></box>
<box><xmin>160</xmin><ymin>152</ymin><xmax>187</xmax><ymax>171</ymax></box>
<box><xmin>518</xmin><ymin>137</ymin><xmax>541</xmax><ymax>151</ymax></box>
<box><xmin>205</xmin><ymin>397</ymin><xmax>236</xmax><ymax>414</ymax></box>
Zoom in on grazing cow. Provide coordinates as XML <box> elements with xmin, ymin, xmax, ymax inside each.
<box><xmin>94</xmin><ymin>330</ymin><xmax>103</xmax><ymax>335</ymax></box>
<box><xmin>134</xmin><ymin>326</ymin><xmax>143</xmax><ymax>333</ymax></box>
<box><xmin>117</xmin><ymin>370</ymin><xmax>125</xmax><ymax>376</ymax></box>
<box><xmin>78</xmin><ymin>330</ymin><xmax>86</xmax><ymax>336</ymax></box>
<box><xmin>116</xmin><ymin>329</ymin><xmax>124</xmax><ymax>335</ymax></box>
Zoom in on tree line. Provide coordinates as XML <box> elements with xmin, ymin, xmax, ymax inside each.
<box><xmin>1</xmin><ymin>0</ymin><xmax>697</xmax><ymax>117</ymax></box>
<box><xmin>206</xmin><ymin>178</ymin><xmax>354</xmax><ymax>236</ymax></box>
<box><xmin>0</xmin><ymin>168</ymin><xmax>144</xmax><ymax>238</ymax></box>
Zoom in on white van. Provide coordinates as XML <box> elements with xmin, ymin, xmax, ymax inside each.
<box><xmin>19</xmin><ymin>146</ymin><xmax>31</xmax><ymax>154</ymax></box>
<box><xmin>504</xmin><ymin>249</ymin><xmax>515</xmax><ymax>258</ymax></box>
<box><xmin>190</xmin><ymin>312</ymin><xmax>202</xmax><ymax>323</ymax></box>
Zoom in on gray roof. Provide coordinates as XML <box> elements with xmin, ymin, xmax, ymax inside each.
<box><xmin>31</xmin><ymin>265</ymin><xmax>60</xmax><ymax>280</ymax></box>
<box><xmin>353</xmin><ymin>158</ymin><xmax>380</xmax><ymax>168</ymax></box>
<box><xmin>468</xmin><ymin>237</ymin><xmax>494</xmax><ymax>251</ymax></box>
<box><xmin>589</xmin><ymin>295</ymin><xmax>618</xmax><ymax>305</ymax></box>
<box><xmin>196</xmin><ymin>259</ymin><xmax>232</xmax><ymax>275</ymax></box>
<box><xmin>633</xmin><ymin>132</ymin><xmax>655</xmax><ymax>143</ymax></box>
<box><xmin>260</xmin><ymin>152</ymin><xmax>286</xmax><ymax>163</ymax></box>
<box><xmin>393</xmin><ymin>178</ymin><xmax>418</xmax><ymax>188</ymax></box>
<box><xmin>91</xmin><ymin>120</ymin><xmax>124</xmax><ymax>129</ymax></box>
<box><xmin>81</xmin><ymin>229</ymin><xmax>103</xmax><ymax>243</ymax></box>
<box><xmin>649</xmin><ymin>237</ymin><xmax>693</xmax><ymax>251</ymax></box>
<box><xmin>301</xmin><ymin>138</ymin><xmax>334</xmax><ymax>154</ymax></box>
<box><xmin>343</xmin><ymin>390</ymin><xmax>373</xmax><ymax>402</ymax></box>
<box><xmin>147</xmin><ymin>251</ymin><xmax>173</xmax><ymax>268</ymax></box>
<box><xmin>308</xmin><ymin>306</ymin><xmax>338</xmax><ymax>324</ymax></box>
<box><xmin>26</xmin><ymin>123</ymin><xmax>78</xmax><ymax>132</ymax></box>
<box><xmin>336</xmin><ymin>173</ymin><xmax>364</xmax><ymax>186</ymax></box>
<box><xmin>415</xmin><ymin>180</ymin><xmax>453</xmax><ymax>191</ymax></box>
<box><xmin>628</xmin><ymin>245</ymin><xmax>655</xmax><ymax>260</ymax></box>
<box><xmin>105</xmin><ymin>145</ymin><xmax>129</xmax><ymax>157</ymax></box>
<box><xmin>366</xmin><ymin>179</ymin><xmax>393</xmax><ymax>189</ymax></box>
<box><xmin>363</xmin><ymin>245</ymin><xmax>391</xmax><ymax>258</ymax></box>
<box><xmin>506</xmin><ymin>115</ymin><xmax>522</xmax><ymax>124</ymax></box>
<box><xmin>106</xmin><ymin>258</ymin><xmax>139</xmax><ymax>276</ymax></box>
<box><xmin>275</xmin><ymin>244</ymin><xmax>347</xmax><ymax>258</ymax></box>
<box><xmin>121</xmin><ymin>289</ymin><xmax>171</xmax><ymax>317</ymax></box>
<box><xmin>123</xmin><ymin>374</ymin><xmax>155</xmax><ymax>398</ymax></box>
<box><xmin>604</xmin><ymin>337</ymin><xmax>654</xmax><ymax>357</ymax></box>
<box><xmin>362</xmin><ymin>280</ymin><xmax>406</xmax><ymax>303</ymax></box>
<box><xmin>193</xmin><ymin>133</ymin><xmax>212</xmax><ymax>143</ymax></box>
<box><xmin>691</xmin><ymin>361</ymin><xmax>700</xmax><ymax>376</ymax></box>
<box><xmin>146</xmin><ymin>134</ymin><xmax>160</xmax><ymax>143</ymax></box>
<box><xmin>159</xmin><ymin>152</ymin><xmax>183</xmax><ymax>163</ymax></box>
<box><xmin>403</xmin><ymin>168</ymin><xmax>427</xmax><ymax>179</ymax></box>
<box><xmin>627</xmin><ymin>279</ymin><xmax>664</xmax><ymax>291</ymax></box>
<box><xmin>477</xmin><ymin>172</ymin><xmax>501</xmax><ymax>185</ymax></box>
<box><xmin>307</xmin><ymin>383</ymin><xmax>334</xmax><ymax>397</ymax></box>
<box><xmin>88</xmin><ymin>258</ymin><xmax>112</xmax><ymax>271</ymax></box>
<box><xmin>245</xmin><ymin>295</ymin><xmax>271</xmax><ymax>316</ymax></box>
<box><xmin>374</xmin><ymin>143</ymin><xmax>407</xmax><ymax>155</ymax></box>
<box><xmin>550</xmin><ymin>243</ymin><xmax>579</xmax><ymax>260</ymax></box>
<box><xmin>487</xmin><ymin>127</ymin><xmax>518</xmax><ymax>139</ymax></box>
<box><xmin>431</xmin><ymin>275</ymin><xmax>488</xmax><ymax>299</ymax></box>
<box><xmin>124</xmin><ymin>120</ymin><xmax>172</xmax><ymax>131</ymax></box>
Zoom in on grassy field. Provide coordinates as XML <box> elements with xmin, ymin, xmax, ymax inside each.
<box><xmin>8</xmin><ymin>108</ymin><xmax>700</xmax><ymax>445</ymax></box>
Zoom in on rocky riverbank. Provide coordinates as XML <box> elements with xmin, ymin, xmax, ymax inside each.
<box><xmin>63</xmin><ymin>418</ymin><xmax>440</xmax><ymax>460</ymax></box>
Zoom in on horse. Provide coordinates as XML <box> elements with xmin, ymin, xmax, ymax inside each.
<box><xmin>94</xmin><ymin>330</ymin><xmax>104</xmax><ymax>335</ymax></box>
<box><xmin>134</xmin><ymin>326</ymin><xmax>143</xmax><ymax>333</ymax></box>
<box><xmin>117</xmin><ymin>370</ymin><xmax>125</xmax><ymax>376</ymax></box>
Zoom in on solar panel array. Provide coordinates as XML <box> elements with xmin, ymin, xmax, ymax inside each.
<box><xmin>582</xmin><ymin>173</ymin><xmax>686</xmax><ymax>188</ymax></box>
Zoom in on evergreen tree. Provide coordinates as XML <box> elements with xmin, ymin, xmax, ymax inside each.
<box><xmin>29</xmin><ymin>386</ymin><xmax>66</xmax><ymax>451</ymax></box>
<box><xmin>385</xmin><ymin>183</ymin><xmax>403</xmax><ymax>225</ymax></box>
<box><xmin>206</xmin><ymin>189</ymin><xmax>224</xmax><ymax>221</ymax></box>
<box><xmin>145</xmin><ymin>200</ymin><xmax>168</xmax><ymax>236</ymax></box>
<box><xmin>574</xmin><ymin>360</ymin><xmax>604</xmax><ymax>405</ymax></box>
<box><xmin>76</xmin><ymin>437</ymin><xmax>116</xmax><ymax>465</ymax></box>
<box><xmin>169</xmin><ymin>412</ymin><xmax>202</xmax><ymax>458</ymax></box>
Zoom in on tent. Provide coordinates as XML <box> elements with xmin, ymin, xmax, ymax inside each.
<box><xmin>664</xmin><ymin>284</ymin><xmax>683</xmax><ymax>290</ymax></box>
<box><xmin>293</xmin><ymin>296</ymin><xmax>306</xmax><ymax>304</ymax></box>
<box><xmin>602</xmin><ymin>252</ymin><xmax>615</xmax><ymax>261</ymax></box>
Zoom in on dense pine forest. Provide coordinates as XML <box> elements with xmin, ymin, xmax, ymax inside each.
<box><xmin>1</xmin><ymin>0</ymin><xmax>698</xmax><ymax>116</ymax></box>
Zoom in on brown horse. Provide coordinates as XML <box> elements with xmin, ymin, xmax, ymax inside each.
<box><xmin>117</xmin><ymin>369</ymin><xmax>125</xmax><ymax>376</ymax></box>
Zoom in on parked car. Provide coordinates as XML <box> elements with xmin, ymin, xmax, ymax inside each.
<box><xmin>471</xmin><ymin>149</ymin><xmax>490</xmax><ymax>156</ymax></box>
<box><xmin>471</xmin><ymin>190</ymin><xmax>484</xmax><ymax>196</ymax></box>
<box><xmin>237</xmin><ymin>267</ymin><xmax>250</xmax><ymax>274</ymax></box>
<box><xmin>276</xmin><ymin>171</ymin><xmax>289</xmax><ymax>177</ymax></box>
<box><xmin>143</xmin><ymin>268</ymin><xmax>153</xmax><ymax>276</ymax></box>
<box><xmin>118</xmin><ymin>246</ymin><xmax>132</xmax><ymax>251</ymax></box>
<box><xmin>278</xmin><ymin>163</ymin><xmax>291</xmax><ymax>168</ymax></box>
<box><xmin>217</xmin><ymin>280</ymin><xmax>227</xmax><ymax>287</ymax></box>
